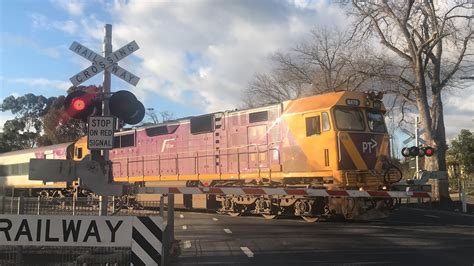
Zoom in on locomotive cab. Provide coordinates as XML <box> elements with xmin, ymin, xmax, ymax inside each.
<box><xmin>330</xmin><ymin>92</ymin><xmax>398</xmax><ymax>190</ymax></box>
<box><xmin>282</xmin><ymin>91</ymin><xmax>397</xmax><ymax>191</ymax></box>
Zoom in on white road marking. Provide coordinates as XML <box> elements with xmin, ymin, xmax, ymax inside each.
<box><xmin>424</xmin><ymin>215</ymin><xmax>440</xmax><ymax>219</ymax></box>
<box><xmin>223</xmin><ymin>228</ymin><xmax>232</xmax><ymax>234</ymax></box>
<box><xmin>240</xmin><ymin>247</ymin><xmax>254</xmax><ymax>258</ymax></box>
<box><xmin>179</xmin><ymin>214</ymin><xmax>184</xmax><ymax>218</ymax></box>
<box><xmin>212</xmin><ymin>217</ymin><xmax>219</xmax><ymax>221</ymax></box>
<box><xmin>182</xmin><ymin>225</ymin><xmax>187</xmax><ymax>230</ymax></box>
<box><xmin>183</xmin><ymin>240</ymin><xmax>192</xmax><ymax>249</ymax></box>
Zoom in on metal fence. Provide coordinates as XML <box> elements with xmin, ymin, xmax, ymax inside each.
<box><xmin>462</xmin><ymin>178</ymin><xmax>474</xmax><ymax>201</ymax></box>
<box><xmin>0</xmin><ymin>196</ymin><xmax>172</xmax><ymax>266</ymax></box>
<box><xmin>0</xmin><ymin>246</ymin><xmax>131</xmax><ymax>265</ymax></box>
<box><xmin>0</xmin><ymin>196</ymin><xmax>164</xmax><ymax>216</ymax></box>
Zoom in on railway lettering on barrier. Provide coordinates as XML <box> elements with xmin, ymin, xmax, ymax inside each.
<box><xmin>0</xmin><ymin>215</ymin><xmax>166</xmax><ymax>264</ymax></box>
<box><xmin>0</xmin><ymin>215</ymin><xmax>131</xmax><ymax>247</ymax></box>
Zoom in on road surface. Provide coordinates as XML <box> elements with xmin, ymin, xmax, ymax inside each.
<box><xmin>171</xmin><ymin>207</ymin><xmax>474</xmax><ymax>265</ymax></box>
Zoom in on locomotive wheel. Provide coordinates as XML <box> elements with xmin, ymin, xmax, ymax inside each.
<box><xmin>262</xmin><ymin>214</ymin><xmax>277</xmax><ymax>220</ymax></box>
<box><xmin>302</xmin><ymin>216</ymin><xmax>319</xmax><ymax>223</ymax></box>
<box><xmin>228</xmin><ymin>212</ymin><xmax>241</xmax><ymax>217</ymax></box>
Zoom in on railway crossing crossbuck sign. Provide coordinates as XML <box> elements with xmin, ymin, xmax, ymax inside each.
<box><xmin>69</xmin><ymin>41</ymin><xmax>140</xmax><ymax>86</ymax></box>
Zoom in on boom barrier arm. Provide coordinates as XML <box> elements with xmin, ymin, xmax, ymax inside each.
<box><xmin>29</xmin><ymin>158</ymin><xmax>123</xmax><ymax>196</ymax></box>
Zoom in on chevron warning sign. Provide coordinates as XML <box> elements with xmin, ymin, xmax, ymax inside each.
<box><xmin>131</xmin><ymin>216</ymin><xmax>165</xmax><ymax>266</ymax></box>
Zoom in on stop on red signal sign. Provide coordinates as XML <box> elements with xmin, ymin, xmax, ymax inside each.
<box><xmin>87</xmin><ymin>116</ymin><xmax>115</xmax><ymax>150</ymax></box>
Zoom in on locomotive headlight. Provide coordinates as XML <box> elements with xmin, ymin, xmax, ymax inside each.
<box><xmin>369</xmin><ymin>91</ymin><xmax>376</xmax><ymax>99</ymax></box>
<box><xmin>373</xmin><ymin>100</ymin><xmax>382</xmax><ymax>109</ymax></box>
<box><xmin>346</xmin><ymin>99</ymin><xmax>360</xmax><ymax>106</ymax></box>
<box><xmin>376</xmin><ymin>91</ymin><xmax>384</xmax><ymax>100</ymax></box>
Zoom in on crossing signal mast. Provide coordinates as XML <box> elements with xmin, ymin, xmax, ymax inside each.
<box><xmin>64</xmin><ymin>24</ymin><xmax>143</xmax><ymax>215</ymax></box>
<box><xmin>28</xmin><ymin>24</ymin><xmax>145</xmax><ymax>218</ymax></box>
<box><xmin>400</xmin><ymin>117</ymin><xmax>435</xmax><ymax>179</ymax></box>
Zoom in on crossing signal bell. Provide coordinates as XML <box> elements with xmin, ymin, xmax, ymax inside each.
<box><xmin>401</xmin><ymin>146</ymin><xmax>434</xmax><ymax>157</ymax></box>
<box><xmin>109</xmin><ymin>90</ymin><xmax>145</xmax><ymax>125</ymax></box>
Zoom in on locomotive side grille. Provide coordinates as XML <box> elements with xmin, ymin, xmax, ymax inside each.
<box><xmin>214</xmin><ymin>113</ymin><xmax>223</xmax><ymax>129</ymax></box>
<box><xmin>214</xmin><ymin>113</ymin><xmax>224</xmax><ymax>171</ymax></box>
<box><xmin>342</xmin><ymin>171</ymin><xmax>383</xmax><ymax>189</ymax></box>
<box><xmin>324</xmin><ymin>149</ymin><xmax>329</xmax><ymax>167</ymax></box>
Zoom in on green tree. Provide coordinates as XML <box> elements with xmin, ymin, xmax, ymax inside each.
<box><xmin>40</xmin><ymin>95</ymin><xmax>85</xmax><ymax>145</ymax></box>
<box><xmin>447</xmin><ymin>129</ymin><xmax>474</xmax><ymax>177</ymax></box>
<box><xmin>0</xmin><ymin>88</ymin><xmax>88</xmax><ymax>152</ymax></box>
<box><xmin>0</xmin><ymin>94</ymin><xmax>51</xmax><ymax>151</ymax></box>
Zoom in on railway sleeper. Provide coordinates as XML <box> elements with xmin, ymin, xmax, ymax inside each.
<box><xmin>328</xmin><ymin>197</ymin><xmax>393</xmax><ymax>220</ymax></box>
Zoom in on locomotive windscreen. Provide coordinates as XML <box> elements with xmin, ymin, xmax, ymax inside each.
<box><xmin>334</xmin><ymin>108</ymin><xmax>365</xmax><ymax>131</ymax></box>
<box><xmin>366</xmin><ymin>110</ymin><xmax>386</xmax><ymax>132</ymax></box>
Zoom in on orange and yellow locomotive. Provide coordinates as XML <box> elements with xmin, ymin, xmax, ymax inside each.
<box><xmin>70</xmin><ymin>90</ymin><xmax>401</xmax><ymax>220</ymax></box>
<box><xmin>1</xmin><ymin>91</ymin><xmax>405</xmax><ymax>220</ymax></box>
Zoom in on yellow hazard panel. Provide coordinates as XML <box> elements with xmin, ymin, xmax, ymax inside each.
<box><xmin>73</xmin><ymin>136</ymin><xmax>89</xmax><ymax>161</ymax></box>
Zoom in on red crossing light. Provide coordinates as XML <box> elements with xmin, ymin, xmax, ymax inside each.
<box><xmin>424</xmin><ymin>147</ymin><xmax>434</xmax><ymax>157</ymax></box>
<box><xmin>71</xmin><ymin>98</ymin><xmax>86</xmax><ymax>111</ymax></box>
<box><xmin>64</xmin><ymin>89</ymin><xmax>99</xmax><ymax>122</ymax></box>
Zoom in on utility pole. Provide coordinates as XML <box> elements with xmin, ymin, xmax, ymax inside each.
<box><xmin>415</xmin><ymin>116</ymin><xmax>420</xmax><ymax>179</ymax></box>
<box><xmin>67</xmin><ymin>24</ymin><xmax>143</xmax><ymax>214</ymax></box>
<box><xmin>99</xmin><ymin>24</ymin><xmax>112</xmax><ymax>216</ymax></box>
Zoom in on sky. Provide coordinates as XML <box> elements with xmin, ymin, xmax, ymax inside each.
<box><xmin>0</xmin><ymin>0</ymin><xmax>473</xmax><ymax>146</ymax></box>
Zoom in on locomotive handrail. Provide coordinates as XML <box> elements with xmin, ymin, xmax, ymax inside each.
<box><xmin>126</xmin><ymin>157</ymin><xmax>129</xmax><ymax>179</ymax></box>
<box><xmin>111</xmin><ymin>145</ymin><xmax>281</xmax><ymax>181</ymax></box>
<box><xmin>142</xmin><ymin>155</ymin><xmax>145</xmax><ymax>181</ymax></box>
<box><xmin>337</xmin><ymin>131</ymin><xmax>342</xmax><ymax>162</ymax></box>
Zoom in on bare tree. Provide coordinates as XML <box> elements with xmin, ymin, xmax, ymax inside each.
<box><xmin>158</xmin><ymin>111</ymin><xmax>174</xmax><ymax>123</ymax></box>
<box><xmin>243</xmin><ymin>72</ymin><xmax>308</xmax><ymax>107</ymax></box>
<box><xmin>350</xmin><ymin>0</ymin><xmax>473</xmax><ymax>201</ymax></box>
<box><xmin>243</xmin><ymin>27</ymin><xmax>374</xmax><ymax>107</ymax></box>
<box><xmin>144</xmin><ymin>108</ymin><xmax>174</xmax><ymax>125</ymax></box>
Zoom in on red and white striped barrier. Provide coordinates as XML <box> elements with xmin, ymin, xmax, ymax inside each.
<box><xmin>138</xmin><ymin>187</ymin><xmax>431</xmax><ymax>198</ymax></box>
